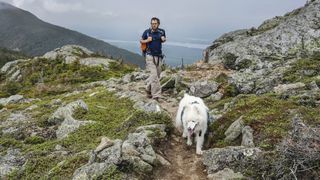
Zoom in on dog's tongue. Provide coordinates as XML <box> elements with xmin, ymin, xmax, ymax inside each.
<box><xmin>188</xmin><ymin>129</ymin><xmax>193</xmax><ymax>135</ymax></box>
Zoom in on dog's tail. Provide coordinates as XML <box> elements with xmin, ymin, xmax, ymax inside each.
<box><xmin>175</xmin><ymin>105</ymin><xmax>183</xmax><ymax>130</ymax></box>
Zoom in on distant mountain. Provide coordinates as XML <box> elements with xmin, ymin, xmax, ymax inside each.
<box><xmin>0</xmin><ymin>47</ymin><xmax>28</xmax><ymax>68</ymax></box>
<box><xmin>0</xmin><ymin>2</ymin><xmax>144</xmax><ymax>68</ymax></box>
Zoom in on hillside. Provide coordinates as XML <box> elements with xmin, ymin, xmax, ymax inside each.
<box><xmin>0</xmin><ymin>0</ymin><xmax>319</xmax><ymax>179</ymax></box>
<box><xmin>0</xmin><ymin>2</ymin><xmax>144</xmax><ymax>68</ymax></box>
<box><xmin>0</xmin><ymin>47</ymin><xmax>28</xmax><ymax>68</ymax></box>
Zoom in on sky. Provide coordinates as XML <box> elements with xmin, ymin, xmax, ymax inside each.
<box><xmin>2</xmin><ymin>0</ymin><xmax>307</xmax><ymax>44</ymax></box>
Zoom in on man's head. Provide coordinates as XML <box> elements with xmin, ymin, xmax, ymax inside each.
<box><xmin>151</xmin><ymin>17</ymin><xmax>160</xmax><ymax>30</ymax></box>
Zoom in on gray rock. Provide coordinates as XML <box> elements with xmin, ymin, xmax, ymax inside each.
<box><xmin>241</xmin><ymin>126</ymin><xmax>255</xmax><ymax>147</ymax></box>
<box><xmin>49</xmin><ymin>99</ymin><xmax>88</xmax><ymax>124</ymax></box>
<box><xmin>189</xmin><ymin>80</ymin><xmax>219</xmax><ymax>98</ymax></box>
<box><xmin>224</xmin><ymin>116</ymin><xmax>244</xmax><ymax>142</ymax></box>
<box><xmin>273</xmin><ymin>82</ymin><xmax>306</xmax><ymax>94</ymax></box>
<box><xmin>96</xmin><ymin>139</ymin><xmax>122</xmax><ymax>164</ymax></box>
<box><xmin>43</xmin><ymin>45</ymin><xmax>93</xmax><ymax>62</ymax></box>
<box><xmin>203</xmin><ymin>146</ymin><xmax>262</xmax><ymax>174</ymax></box>
<box><xmin>207</xmin><ymin>168</ymin><xmax>244</xmax><ymax>180</ymax></box>
<box><xmin>0</xmin><ymin>149</ymin><xmax>25</xmax><ymax>178</ymax></box>
<box><xmin>49</xmin><ymin>100</ymin><xmax>94</xmax><ymax>139</ymax></box>
<box><xmin>205</xmin><ymin>1</ymin><xmax>320</xmax><ymax>94</ymax></box>
<box><xmin>309</xmin><ymin>80</ymin><xmax>319</xmax><ymax>90</ymax></box>
<box><xmin>79</xmin><ymin>57</ymin><xmax>115</xmax><ymax>70</ymax></box>
<box><xmin>72</xmin><ymin>162</ymin><xmax>115</xmax><ymax>180</ymax></box>
<box><xmin>0</xmin><ymin>94</ymin><xmax>24</xmax><ymax>106</ymax></box>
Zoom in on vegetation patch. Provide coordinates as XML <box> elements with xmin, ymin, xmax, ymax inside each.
<box><xmin>206</xmin><ymin>93</ymin><xmax>320</xmax><ymax>150</ymax></box>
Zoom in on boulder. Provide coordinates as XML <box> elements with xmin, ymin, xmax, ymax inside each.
<box><xmin>273</xmin><ymin>82</ymin><xmax>306</xmax><ymax>94</ymax></box>
<box><xmin>49</xmin><ymin>100</ymin><xmax>94</xmax><ymax>139</ymax></box>
<box><xmin>202</xmin><ymin>146</ymin><xmax>262</xmax><ymax>174</ymax></box>
<box><xmin>189</xmin><ymin>80</ymin><xmax>219</xmax><ymax>98</ymax></box>
<box><xmin>224</xmin><ymin>116</ymin><xmax>244</xmax><ymax>142</ymax></box>
<box><xmin>0</xmin><ymin>149</ymin><xmax>25</xmax><ymax>178</ymax></box>
<box><xmin>241</xmin><ymin>126</ymin><xmax>255</xmax><ymax>147</ymax></box>
<box><xmin>0</xmin><ymin>94</ymin><xmax>24</xmax><ymax>106</ymax></box>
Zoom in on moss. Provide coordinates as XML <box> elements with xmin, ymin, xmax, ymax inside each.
<box><xmin>222</xmin><ymin>53</ymin><xmax>238</xmax><ymax>70</ymax></box>
<box><xmin>0</xmin><ymin>81</ymin><xmax>22</xmax><ymax>97</ymax></box>
<box><xmin>93</xmin><ymin>165</ymin><xmax>124</xmax><ymax>180</ymax></box>
<box><xmin>283</xmin><ymin>58</ymin><xmax>320</xmax><ymax>84</ymax></box>
<box><xmin>24</xmin><ymin>136</ymin><xmax>46</xmax><ymax>145</ymax></box>
<box><xmin>48</xmin><ymin>154</ymin><xmax>89</xmax><ymax>179</ymax></box>
<box><xmin>223</xmin><ymin>83</ymin><xmax>239</xmax><ymax>98</ymax></box>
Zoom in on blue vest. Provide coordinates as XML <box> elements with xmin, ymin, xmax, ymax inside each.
<box><xmin>142</xmin><ymin>28</ymin><xmax>166</xmax><ymax>56</ymax></box>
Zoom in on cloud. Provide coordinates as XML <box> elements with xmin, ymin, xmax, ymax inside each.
<box><xmin>12</xmin><ymin>0</ymin><xmax>35</xmax><ymax>7</ymax></box>
<box><xmin>41</xmin><ymin>0</ymin><xmax>117</xmax><ymax>17</ymax></box>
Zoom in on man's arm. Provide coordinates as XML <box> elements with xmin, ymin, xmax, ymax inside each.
<box><xmin>160</xmin><ymin>29</ymin><xmax>166</xmax><ymax>43</ymax></box>
<box><xmin>140</xmin><ymin>30</ymin><xmax>152</xmax><ymax>43</ymax></box>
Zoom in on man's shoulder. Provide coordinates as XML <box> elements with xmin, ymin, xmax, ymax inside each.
<box><xmin>158</xmin><ymin>28</ymin><xmax>165</xmax><ymax>32</ymax></box>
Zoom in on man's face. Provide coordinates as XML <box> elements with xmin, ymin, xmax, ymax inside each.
<box><xmin>151</xmin><ymin>20</ymin><xmax>159</xmax><ymax>30</ymax></box>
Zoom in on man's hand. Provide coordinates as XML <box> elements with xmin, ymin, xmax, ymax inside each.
<box><xmin>147</xmin><ymin>36</ymin><xmax>153</xmax><ymax>42</ymax></box>
<box><xmin>161</xmin><ymin>36</ymin><xmax>166</xmax><ymax>42</ymax></box>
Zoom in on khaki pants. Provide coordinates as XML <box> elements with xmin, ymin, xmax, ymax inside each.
<box><xmin>145</xmin><ymin>54</ymin><xmax>162</xmax><ymax>98</ymax></box>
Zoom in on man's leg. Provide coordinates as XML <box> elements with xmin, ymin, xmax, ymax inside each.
<box><xmin>145</xmin><ymin>55</ymin><xmax>161</xmax><ymax>99</ymax></box>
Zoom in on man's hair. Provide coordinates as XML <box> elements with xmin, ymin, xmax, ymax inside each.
<box><xmin>151</xmin><ymin>17</ymin><xmax>160</xmax><ymax>24</ymax></box>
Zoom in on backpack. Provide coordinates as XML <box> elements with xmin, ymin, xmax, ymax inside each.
<box><xmin>140</xmin><ymin>29</ymin><xmax>152</xmax><ymax>57</ymax></box>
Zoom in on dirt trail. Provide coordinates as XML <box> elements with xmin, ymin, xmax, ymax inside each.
<box><xmin>152</xmin><ymin>93</ymin><xmax>208</xmax><ymax>180</ymax></box>
<box><xmin>125</xmin><ymin>62</ymin><xmax>232</xmax><ymax>180</ymax></box>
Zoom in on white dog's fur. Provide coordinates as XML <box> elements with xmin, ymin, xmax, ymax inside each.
<box><xmin>175</xmin><ymin>93</ymin><xmax>209</xmax><ymax>155</ymax></box>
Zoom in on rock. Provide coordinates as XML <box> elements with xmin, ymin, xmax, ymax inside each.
<box><xmin>133</xmin><ymin>100</ymin><xmax>161</xmax><ymax>113</ymax></box>
<box><xmin>160</xmin><ymin>76</ymin><xmax>176</xmax><ymax>90</ymax></box>
<box><xmin>94</xmin><ymin>137</ymin><xmax>114</xmax><ymax>153</ymax></box>
<box><xmin>79</xmin><ymin>57</ymin><xmax>115</xmax><ymax>70</ymax></box>
<box><xmin>207</xmin><ymin>91</ymin><xmax>224</xmax><ymax>102</ymax></box>
<box><xmin>49</xmin><ymin>100</ymin><xmax>94</xmax><ymax>139</ymax></box>
<box><xmin>224</xmin><ymin>116</ymin><xmax>244</xmax><ymax>142</ymax></box>
<box><xmin>72</xmin><ymin>162</ymin><xmax>116</xmax><ymax>180</ymax></box>
<box><xmin>156</xmin><ymin>154</ymin><xmax>171</xmax><ymax>166</ymax></box>
<box><xmin>49</xmin><ymin>99</ymin><xmax>88</xmax><ymax>124</ymax></box>
<box><xmin>43</xmin><ymin>45</ymin><xmax>93</xmax><ymax>62</ymax></box>
<box><xmin>73</xmin><ymin>140</ymin><xmax>122</xmax><ymax>180</ymax></box>
<box><xmin>189</xmin><ymin>80</ymin><xmax>219</xmax><ymax>98</ymax></box>
<box><xmin>309</xmin><ymin>80</ymin><xmax>319</xmax><ymax>90</ymax></box>
<box><xmin>0</xmin><ymin>149</ymin><xmax>25</xmax><ymax>178</ymax></box>
<box><xmin>273</xmin><ymin>82</ymin><xmax>306</xmax><ymax>94</ymax></box>
<box><xmin>205</xmin><ymin>1</ymin><xmax>320</xmax><ymax>95</ymax></box>
<box><xmin>96</xmin><ymin>140</ymin><xmax>122</xmax><ymax>164</ymax></box>
<box><xmin>207</xmin><ymin>168</ymin><xmax>244</xmax><ymax>180</ymax></box>
<box><xmin>241</xmin><ymin>126</ymin><xmax>255</xmax><ymax>147</ymax></box>
<box><xmin>0</xmin><ymin>94</ymin><xmax>24</xmax><ymax>106</ymax></box>
<box><xmin>202</xmin><ymin>146</ymin><xmax>262</xmax><ymax>174</ymax></box>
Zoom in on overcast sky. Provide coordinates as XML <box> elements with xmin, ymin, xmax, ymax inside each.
<box><xmin>2</xmin><ymin>0</ymin><xmax>307</xmax><ymax>44</ymax></box>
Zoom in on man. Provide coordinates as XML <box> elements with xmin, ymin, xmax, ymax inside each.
<box><xmin>140</xmin><ymin>17</ymin><xmax>166</xmax><ymax>100</ymax></box>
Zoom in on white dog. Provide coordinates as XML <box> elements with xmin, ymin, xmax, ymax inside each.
<box><xmin>175</xmin><ymin>93</ymin><xmax>209</xmax><ymax>155</ymax></box>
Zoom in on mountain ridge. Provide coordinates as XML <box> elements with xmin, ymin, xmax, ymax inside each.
<box><xmin>0</xmin><ymin>2</ymin><xmax>145</xmax><ymax>68</ymax></box>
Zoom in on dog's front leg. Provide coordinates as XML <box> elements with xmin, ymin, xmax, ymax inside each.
<box><xmin>182</xmin><ymin>128</ymin><xmax>188</xmax><ymax>138</ymax></box>
<box><xmin>187</xmin><ymin>133</ymin><xmax>192</xmax><ymax>146</ymax></box>
<box><xmin>196</xmin><ymin>132</ymin><xmax>204</xmax><ymax>155</ymax></box>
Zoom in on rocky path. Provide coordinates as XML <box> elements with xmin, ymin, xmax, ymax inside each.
<box><xmin>124</xmin><ymin>74</ymin><xmax>211</xmax><ymax>179</ymax></box>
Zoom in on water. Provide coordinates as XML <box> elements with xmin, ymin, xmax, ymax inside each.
<box><xmin>104</xmin><ymin>39</ymin><xmax>209</xmax><ymax>67</ymax></box>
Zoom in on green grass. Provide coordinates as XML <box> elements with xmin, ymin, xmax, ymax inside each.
<box><xmin>0</xmin><ymin>57</ymin><xmax>135</xmax><ymax>98</ymax></box>
<box><xmin>1</xmin><ymin>86</ymin><xmax>171</xmax><ymax>179</ymax></box>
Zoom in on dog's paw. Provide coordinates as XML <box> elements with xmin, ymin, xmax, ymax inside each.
<box><xmin>187</xmin><ymin>141</ymin><xmax>192</xmax><ymax>146</ymax></box>
<box><xmin>196</xmin><ymin>149</ymin><xmax>203</xmax><ymax>155</ymax></box>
